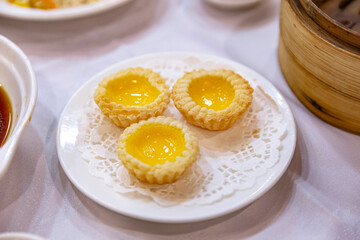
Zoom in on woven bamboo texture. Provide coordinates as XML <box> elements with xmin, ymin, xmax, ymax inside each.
<box><xmin>279</xmin><ymin>0</ymin><xmax>360</xmax><ymax>134</ymax></box>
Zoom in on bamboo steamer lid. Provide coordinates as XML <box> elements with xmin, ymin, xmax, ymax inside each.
<box><xmin>299</xmin><ymin>0</ymin><xmax>360</xmax><ymax>48</ymax></box>
<box><xmin>278</xmin><ymin>0</ymin><xmax>360</xmax><ymax>134</ymax></box>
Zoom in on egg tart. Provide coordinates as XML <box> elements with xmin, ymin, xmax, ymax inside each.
<box><xmin>172</xmin><ymin>69</ymin><xmax>253</xmax><ymax>130</ymax></box>
<box><xmin>117</xmin><ymin>116</ymin><xmax>199</xmax><ymax>184</ymax></box>
<box><xmin>94</xmin><ymin>67</ymin><xmax>170</xmax><ymax>128</ymax></box>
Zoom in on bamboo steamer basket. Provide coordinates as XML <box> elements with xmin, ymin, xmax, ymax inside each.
<box><xmin>300</xmin><ymin>0</ymin><xmax>360</xmax><ymax>48</ymax></box>
<box><xmin>278</xmin><ymin>0</ymin><xmax>360</xmax><ymax>134</ymax></box>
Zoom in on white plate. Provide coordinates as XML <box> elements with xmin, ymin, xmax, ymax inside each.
<box><xmin>0</xmin><ymin>232</ymin><xmax>45</xmax><ymax>240</ymax></box>
<box><xmin>204</xmin><ymin>0</ymin><xmax>263</xmax><ymax>9</ymax></box>
<box><xmin>56</xmin><ymin>52</ymin><xmax>296</xmax><ymax>223</ymax></box>
<box><xmin>0</xmin><ymin>0</ymin><xmax>132</xmax><ymax>21</ymax></box>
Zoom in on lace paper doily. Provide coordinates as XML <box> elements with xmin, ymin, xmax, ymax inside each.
<box><xmin>76</xmin><ymin>58</ymin><xmax>287</xmax><ymax>206</ymax></box>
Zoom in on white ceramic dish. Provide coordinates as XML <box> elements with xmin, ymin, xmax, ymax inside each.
<box><xmin>0</xmin><ymin>232</ymin><xmax>45</xmax><ymax>240</ymax></box>
<box><xmin>0</xmin><ymin>35</ymin><xmax>37</xmax><ymax>178</ymax></box>
<box><xmin>0</xmin><ymin>0</ymin><xmax>132</xmax><ymax>21</ymax></box>
<box><xmin>57</xmin><ymin>52</ymin><xmax>296</xmax><ymax>223</ymax></box>
<box><xmin>204</xmin><ymin>0</ymin><xmax>263</xmax><ymax>9</ymax></box>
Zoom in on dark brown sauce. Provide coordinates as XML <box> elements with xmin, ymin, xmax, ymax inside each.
<box><xmin>0</xmin><ymin>85</ymin><xmax>12</xmax><ymax>147</ymax></box>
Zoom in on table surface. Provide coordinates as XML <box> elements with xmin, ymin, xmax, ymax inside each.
<box><xmin>0</xmin><ymin>0</ymin><xmax>359</xmax><ymax>239</ymax></box>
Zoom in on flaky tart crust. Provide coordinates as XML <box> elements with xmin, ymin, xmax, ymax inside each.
<box><xmin>94</xmin><ymin>67</ymin><xmax>170</xmax><ymax>128</ymax></box>
<box><xmin>171</xmin><ymin>69</ymin><xmax>254</xmax><ymax>130</ymax></box>
<box><xmin>117</xmin><ymin>116</ymin><xmax>199</xmax><ymax>185</ymax></box>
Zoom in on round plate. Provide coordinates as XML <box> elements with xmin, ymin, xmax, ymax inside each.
<box><xmin>56</xmin><ymin>52</ymin><xmax>296</xmax><ymax>223</ymax></box>
<box><xmin>0</xmin><ymin>0</ymin><xmax>132</xmax><ymax>21</ymax></box>
<box><xmin>204</xmin><ymin>0</ymin><xmax>263</xmax><ymax>9</ymax></box>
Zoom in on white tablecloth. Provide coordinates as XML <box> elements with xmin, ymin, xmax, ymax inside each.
<box><xmin>0</xmin><ymin>0</ymin><xmax>359</xmax><ymax>239</ymax></box>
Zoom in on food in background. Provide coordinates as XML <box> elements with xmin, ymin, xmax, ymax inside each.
<box><xmin>7</xmin><ymin>0</ymin><xmax>97</xmax><ymax>9</ymax></box>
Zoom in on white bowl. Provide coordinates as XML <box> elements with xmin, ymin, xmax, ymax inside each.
<box><xmin>0</xmin><ymin>35</ymin><xmax>37</xmax><ymax>178</ymax></box>
<box><xmin>204</xmin><ymin>0</ymin><xmax>263</xmax><ymax>9</ymax></box>
<box><xmin>0</xmin><ymin>232</ymin><xmax>45</xmax><ymax>240</ymax></box>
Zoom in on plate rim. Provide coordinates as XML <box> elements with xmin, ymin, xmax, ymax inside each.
<box><xmin>0</xmin><ymin>0</ymin><xmax>132</xmax><ymax>21</ymax></box>
<box><xmin>56</xmin><ymin>51</ymin><xmax>297</xmax><ymax>223</ymax></box>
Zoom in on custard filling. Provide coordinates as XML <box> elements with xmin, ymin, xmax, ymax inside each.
<box><xmin>125</xmin><ymin>123</ymin><xmax>186</xmax><ymax>166</ymax></box>
<box><xmin>188</xmin><ymin>76</ymin><xmax>235</xmax><ymax>110</ymax></box>
<box><xmin>105</xmin><ymin>74</ymin><xmax>161</xmax><ymax>106</ymax></box>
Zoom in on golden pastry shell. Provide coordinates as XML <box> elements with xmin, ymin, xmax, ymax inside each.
<box><xmin>94</xmin><ymin>67</ymin><xmax>170</xmax><ymax>128</ymax></box>
<box><xmin>117</xmin><ymin>116</ymin><xmax>200</xmax><ymax>185</ymax></box>
<box><xmin>171</xmin><ymin>69</ymin><xmax>253</xmax><ymax>130</ymax></box>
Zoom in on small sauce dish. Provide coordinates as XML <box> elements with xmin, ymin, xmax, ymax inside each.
<box><xmin>0</xmin><ymin>35</ymin><xmax>37</xmax><ymax>178</ymax></box>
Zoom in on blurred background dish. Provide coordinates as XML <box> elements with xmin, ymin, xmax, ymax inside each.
<box><xmin>0</xmin><ymin>232</ymin><xmax>45</xmax><ymax>240</ymax></box>
<box><xmin>0</xmin><ymin>35</ymin><xmax>37</xmax><ymax>178</ymax></box>
<box><xmin>204</xmin><ymin>0</ymin><xmax>264</xmax><ymax>9</ymax></box>
<box><xmin>6</xmin><ymin>0</ymin><xmax>96</xmax><ymax>10</ymax></box>
<box><xmin>0</xmin><ymin>0</ymin><xmax>133</xmax><ymax>21</ymax></box>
